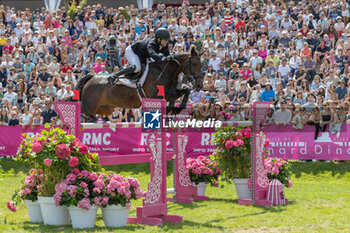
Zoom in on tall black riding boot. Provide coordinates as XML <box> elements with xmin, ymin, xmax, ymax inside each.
<box><xmin>108</xmin><ymin>66</ymin><xmax>136</xmax><ymax>85</ymax></box>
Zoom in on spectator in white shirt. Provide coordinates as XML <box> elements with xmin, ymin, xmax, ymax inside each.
<box><xmin>289</xmin><ymin>51</ymin><xmax>302</xmax><ymax>75</ymax></box>
<box><xmin>3</xmin><ymin>85</ymin><xmax>18</xmax><ymax>105</ymax></box>
<box><xmin>209</xmin><ymin>52</ymin><xmax>221</xmax><ymax>71</ymax></box>
<box><xmin>56</xmin><ymin>85</ymin><xmax>67</xmax><ymax>101</ymax></box>
<box><xmin>273</xmin><ymin>100</ymin><xmax>292</xmax><ymax>126</ymax></box>
<box><xmin>278</xmin><ymin>58</ymin><xmax>291</xmax><ymax>88</ymax></box>
<box><xmin>215</xmin><ymin>72</ymin><xmax>227</xmax><ymax>91</ymax></box>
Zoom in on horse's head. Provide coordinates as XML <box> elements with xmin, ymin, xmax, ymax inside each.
<box><xmin>182</xmin><ymin>46</ymin><xmax>204</xmax><ymax>91</ymax></box>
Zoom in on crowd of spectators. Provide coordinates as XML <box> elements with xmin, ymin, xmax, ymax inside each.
<box><xmin>0</xmin><ymin>1</ymin><xmax>350</xmax><ymax>138</ymax></box>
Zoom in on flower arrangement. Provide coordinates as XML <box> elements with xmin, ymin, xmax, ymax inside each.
<box><xmin>16</xmin><ymin>125</ymin><xmax>101</xmax><ymax>196</ymax></box>
<box><xmin>7</xmin><ymin>169</ymin><xmax>42</xmax><ymax>212</ymax></box>
<box><xmin>54</xmin><ymin>170</ymin><xmax>145</xmax><ymax>210</ymax></box>
<box><xmin>96</xmin><ymin>172</ymin><xmax>146</xmax><ymax>209</ymax></box>
<box><xmin>264</xmin><ymin>157</ymin><xmax>292</xmax><ymax>188</ymax></box>
<box><xmin>54</xmin><ymin>169</ymin><xmax>100</xmax><ymax>210</ymax></box>
<box><xmin>186</xmin><ymin>156</ymin><xmax>221</xmax><ymax>187</ymax></box>
<box><xmin>211</xmin><ymin>127</ymin><xmax>269</xmax><ymax>180</ymax></box>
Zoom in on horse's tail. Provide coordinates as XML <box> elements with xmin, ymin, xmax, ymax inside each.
<box><xmin>76</xmin><ymin>74</ymin><xmax>94</xmax><ymax>100</ymax></box>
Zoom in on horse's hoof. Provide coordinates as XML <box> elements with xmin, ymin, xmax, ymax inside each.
<box><xmin>173</xmin><ymin>107</ymin><xmax>182</xmax><ymax>115</ymax></box>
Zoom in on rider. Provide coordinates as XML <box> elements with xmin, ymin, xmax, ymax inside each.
<box><xmin>108</xmin><ymin>27</ymin><xmax>171</xmax><ymax>85</ymax></box>
<box><xmin>105</xmin><ymin>35</ymin><xmax>122</xmax><ymax>68</ymax></box>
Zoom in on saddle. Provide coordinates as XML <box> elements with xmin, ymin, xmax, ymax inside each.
<box><xmin>121</xmin><ymin>64</ymin><xmax>146</xmax><ymax>81</ymax></box>
<box><xmin>115</xmin><ymin>63</ymin><xmax>149</xmax><ymax>89</ymax></box>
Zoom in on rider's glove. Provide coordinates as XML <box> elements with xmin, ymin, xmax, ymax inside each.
<box><xmin>167</xmin><ymin>54</ymin><xmax>175</xmax><ymax>60</ymax></box>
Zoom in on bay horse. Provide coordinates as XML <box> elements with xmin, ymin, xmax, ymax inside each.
<box><xmin>76</xmin><ymin>46</ymin><xmax>204</xmax><ymax>119</ymax></box>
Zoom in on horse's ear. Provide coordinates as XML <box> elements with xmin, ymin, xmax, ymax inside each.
<box><xmin>190</xmin><ymin>45</ymin><xmax>197</xmax><ymax>56</ymax></box>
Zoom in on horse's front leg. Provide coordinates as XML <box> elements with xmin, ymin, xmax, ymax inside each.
<box><xmin>166</xmin><ymin>99</ymin><xmax>176</xmax><ymax>114</ymax></box>
<box><xmin>178</xmin><ymin>88</ymin><xmax>191</xmax><ymax>110</ymax></box>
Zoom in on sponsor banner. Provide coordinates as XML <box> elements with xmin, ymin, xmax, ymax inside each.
<box><xmin>0</xmin><ymin>126</ymin><xmax>46</xmax><ymax>156</ymax></box>
<box><xmin>1</xmin><ymin>125</ymin><xmax>350</xmax><ymax>160</ymax></box>
<box><xmin>265</xmin><ymin>125</ymin><xmax>350</xmax><ymax>160</ymax></box>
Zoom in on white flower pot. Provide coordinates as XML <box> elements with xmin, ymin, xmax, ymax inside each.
<box><xmin>68</xmin><ymin>205</ymin><xmax>98</xmax><ymax>229</ymax></box>
<box><xmin>101</xmin><ymin>204</ymin><xmax>129</xmax><ymax>227</ymax></box>
<box><xmin>233</xmin><ymin>178</ymin><xmax>251</xmax><ymax>200</ymax></box>
<box><xmin>25</xmin><ymin>200</ymin><xmax>43</xmax><ymax>223</ymax></box>
<box><xmin>38</xmin><ymin>196</ymin><xmax>70</xmax><ymax>225</ymax></box>
<box><xmin>193</xmin><ymin>182</ymin><xmax>208</xmax><ymax>196</ymax></box>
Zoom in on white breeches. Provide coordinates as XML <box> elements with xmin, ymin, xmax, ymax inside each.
<box><xmin>125</xmin><ymin>46</ymin><xmax>141</xmax><ymax>72</ymax></box>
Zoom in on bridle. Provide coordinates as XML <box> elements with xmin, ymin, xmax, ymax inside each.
<box><xmin>156</xmin><ymin>54</ymin><xmax>201</xmax><ymax>90</ymax></box>
<box><xmin>182</xmin><ymin>56</ymin><xmax>201</xmax><ymax>89</ymax></box>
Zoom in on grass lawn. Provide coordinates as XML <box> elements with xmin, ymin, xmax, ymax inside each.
<box><xmin>0</xmin><ymin>158</ymin><xmax>350</xmax><ymax>233</ymax></box>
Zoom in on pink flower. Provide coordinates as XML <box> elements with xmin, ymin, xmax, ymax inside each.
<box><xmin>23</xmin><ymin>188</ymin><xmax>31</xmax><ymax>195</ymax></box>
<box><xmin>55</xmin><ymin>181</ymin><xmax>68</xmax><ymax>193</ymax></box>
<box><xmin>89</xmin><ymin>173</ymin><xmax>98</xmax><ymax>181</ymax></box>
<box><xmin>234</xmin><ymin>132</ymin><xmax>242</xmax><ymax>140</ymax></box>
<box><xmin>128</xmin><ymin>178</ymin><xmax>140</xmax><ymax>188</ymax></box>
<box><xmin>193</xmin><ymin>167</ymin><xmax>201</xmax><ymax>175</ymax></box>
<box><xmin>77</xmin><ymin>198</ymin><xmax>91</xmax><ymax>210</ymax></box>
<box><xmin>32</xmin><ymin>143</ymin><xmax>43</xmax><ymax>153</ymax></box>
<box><xmin>53</xmin><ymin>192</ymin><xmax>62</xmax><ymax>206</ymax></box>
<box><xmin>264</xmin><ymin>161</ymin><xmax>273</xmax><ymax>171</ymax></box>
<box><xmin>122</xmin><ymin>181</ymin><xmax>130</xmax><ymax>190</ymax></box>
<box><xmin>94</xmin><ymin>197</ymin><xmax>102</xmax><ymax>206</ymax></box>
<box><xmin>68</xmin><ymin>157</ymin><xmax>79</xmax><ymax>167</ymax></box>
<box><xmin>244</xmin><ymin>130</ymin><xmax>251</xmax><ymax>138</ymax></box>
<box><xmin>94</xmin><ymin>179</ymin><xmax>105</xmax><ymax>190</ymax></box>
<box><xmin>71</xmin><ymin>168</ymin><xmax>80</xmax><ymax>175</ymax></box>
<box><xmin>126</xmin><ymin>203</ymin><xmax>132</xmax><ymax>209</ymax></box>
<box><xmin>56</xmin><ymin>144</ymin><xmax>71</xmax><ymax>159</ymax></box>
<box><xmin>80</xmin><ymin>182</ymin><xmax>88</xmax><ymax>188</ymax></box>
<box><xmin>276</xmin><ymin>161</ymin><xmax>282</xmax><ymax>168</ymax></box>
<box><xmin>111</xmin><ymin>174</ymin><xmax>123</xmax><ymax>182</ymax></box>
<box><xmin>101</xmin><ymin>196</ymin><xmax>109</xmax><ymax>205</ymax></box>
<box><xmin>84</xmin><ymin>188</ymin><xmax>90</xmax><ymax>197</ymax></box>
<box><xmin>44</xmin><ymin>159</ymin><xmax>52</xmax><ymax>167</ymax></box>
<box><xmin>236</xmin><ymin>139</ymin><xmax>244</xmax><ymax>146</ymax></box>
<box><xmin>7</xmin><ymin>201</ymin><xmax>16</xmax><ymax>212</ymax></box>
<box><xmin>135</xmin><ymin>187</ymin><xmax>145</xmax><ymax>199</ymax></box>
<box><xmin>93</xmin><ymin>187</ymin><xmax>101</xmax><ymax>194</ymax></box>
<box><xmin>73</xmin><ymin>138</ymin><xmax>81</xmax><ymax>145</ymax></box>
<box><xmin>125</xmin><ymin>190</ymin><xmax>131</xmax><ymax>199</ymax></box>
<box><xmin>79</xmin><ymin>170</ymin><xmax>91</xmax><ymax>177</ymax></box>
<box><xmin>78</xmin><ymin>144</ymin><xmax>89</xmax><ymax>154</ymax></box>
<box><xmin>271</xmin><ymin>165</ymin><xmax>280</xmax><ymax>175</ymax></box>
<box><xmin>214</xmin><ymin>181</ymin><xmax>219</xmax><ymax>187</ymax></box>
<box><xmin>264</xmin><ymin>138</ymin><xmax>270</xmax><ymax>147</ymax></box>
<box><xmin>68</xmin><ymin>185</ymin><xmax>77</xmax><ymax>197</ymax></box>
<box><xmin>225</xmin><ymin>140</ymin><xmax>235</xmax><ymax>150</ymax></box>
<box><xmin>288</xmin><ymin>180</ymin><xmax>293</xmax><ymax>188</ymax></box>
<box><xmin>66</xmin><ymin>173</ymin><xmax>77</xmax><ymax>182</ymax></box>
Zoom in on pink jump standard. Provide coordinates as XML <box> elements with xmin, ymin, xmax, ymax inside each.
<box><xmin>55</xmin><ymin>99</ymin><xmax>182</xmax><ymax>225</ymax></box>
<box><xmin>170</xmin><ymin>102</ymin><xmax>272</xmax><ymax>206</ymax></box>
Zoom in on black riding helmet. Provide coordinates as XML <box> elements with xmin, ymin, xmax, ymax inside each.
<box><xmin>155</xmin><ymin>28</ymin><xmax>170</xmax><ymax>41</ymax></box>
